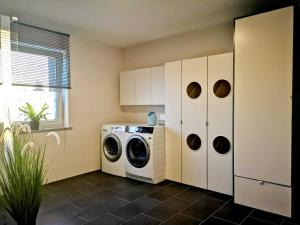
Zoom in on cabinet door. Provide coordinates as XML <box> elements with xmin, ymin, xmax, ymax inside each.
<box><xmin>208</xmin><ymin>52</ymin><xmax>233</xmax><ymax>195</ymax></box>
<box><xmin>151</xmin><ymin>66</ymin><xmax>165</xmax><ymax>105</ymax></box>
<box><xmin>234</xmin><ymin>7</ymin><xmax>293</xmax><ymax>185</ymax></box>
<box><xmin>120</xmin><ymin>71</ymin><xmax>135</xmax><ymax>105</ymax></box>
<box><xmin>135</xmin><ymin>68</ymin><xmax>151</xmax><ymax>105</ymax></box>
<box><xmin>235</xmin><ymin>176</ymin><xmax>291</xmax><ymax>217</ymax></box>
<box><xmin>165</xmin><ymin>61</ymin><xmax>182</xmax><ymax>182</ymax></box>
<box><xmin>182</xmin><ymin>57</ymin><xmax>207</xmax><ymax>189</ymax></box>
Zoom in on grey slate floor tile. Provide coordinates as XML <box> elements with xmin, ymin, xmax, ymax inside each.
<box><xmin>0</xmin><ymin>171</ymin><xmax>291</xmax><ymax>225</ymax></box>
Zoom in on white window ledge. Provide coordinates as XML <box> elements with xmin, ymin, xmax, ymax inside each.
<box><xmin>31</xmin><ymin>126</ymin><xmax>73</xmax><ymax>133</ymax></box>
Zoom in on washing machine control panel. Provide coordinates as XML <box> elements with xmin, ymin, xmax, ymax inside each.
<box><xmin>127</xmin><ymin>126</ymin><xmax>154</xmax><ymax>134</ymax></box>
<box><xmin>112</xmin><ymin>126</ymin><xmax>126</xmax><ymax>132</ymax></box>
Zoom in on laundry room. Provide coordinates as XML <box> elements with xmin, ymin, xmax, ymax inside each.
<box><xmin>0</xmin><ymin>0</ymin><xmax>299</xmax><ymax>225</ymax></box>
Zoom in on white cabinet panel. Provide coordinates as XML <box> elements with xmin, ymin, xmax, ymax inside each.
<box><xmin>235</xmin><ymin>176</ymin><xmax>291</xmax><ymax>217</ymax></box>
<box><xmin>165</xmin><ymin>61</ymin><xmax>182</xmax><ymax>182</ymax></box>
<box><xmin>234</xmin><ymin>7</ymin><xmax>293</xmax><ymax>185</ymax></box>
<box><xmin>135</xmin><ymin>68</ymin><xmax>151</xmax><ymax>105</ymax></box>
<box><xmin>182</xmin><ymin>57</ymin><xmax>207</xmax><ymax>188</ymax></box>
<box><xmin>151</xmin><ymin>66</ymin><xmax>165</xmax><ymax>105</ymax></box>
<box><xmin>120</xmin><ymin>71</ymin><xmax>135</xmax><ymax>105</ymax></box>
<box><xmin>208</xmin><ymin>52</ymin><xmax>233</xmax><ymax>195</ymax></box>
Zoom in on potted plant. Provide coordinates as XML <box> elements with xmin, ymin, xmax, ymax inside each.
<box><xmin>19</xmin><ymin>103</ymin><xmax>49</xmax><ymax>130</ymax></box>
<box><xmin>0</xmin><ymin>123</ymin><xmax>60</xmax><ymax>225</ymax></box>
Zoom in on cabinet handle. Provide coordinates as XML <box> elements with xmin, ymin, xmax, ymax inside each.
<box><xmin>258</xmin><ymin>181</ymin><xmax>264</xmax><ymax>185</ymax></box>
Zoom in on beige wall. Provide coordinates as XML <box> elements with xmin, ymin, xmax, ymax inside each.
<box><xmin>123</xmin><ymin>22</ymin><xmax>233</xmax><ymax>70</ymax></box>
<box><xmin>122</xmin><ymin>22</ymin><xmax>234</xmax><ymax>123</ymax></box>
<box><xmin>34</xmin><ymin>36</ymin><xmax>124</xmax><ymax>183</ymax></box>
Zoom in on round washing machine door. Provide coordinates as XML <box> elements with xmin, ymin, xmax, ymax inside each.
<box><xmin>126</xmin><ymin>135</ymin><xmax>150</xmax><ymax>168</ymax></box>
<box><xmin>103</xmin><ymin>134</ymin><xmax>122</xmax><ymax>162</ymax></box>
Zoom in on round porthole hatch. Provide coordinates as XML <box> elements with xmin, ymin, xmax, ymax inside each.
<box><xmin>187</xmin><ymin>134</ymin><xmax>201</xmax><ymax>150</ymax></box>
<box><xmin>213</xmin><ymin>136</ymin><xmax>231</xmax><ymax>154</ymax></box>
<box><xmin>213</xmin><ymin>79</ymin><xmax>231</xmax><ymax>98</ymax></box>
<box><xmin>103</xmin><ymin>135</ymin><xmax>122</xmax><ymax>162</ymax></box>
<box><xmin>187</xmin><ymin>82</ymin><xmax>201</xmax><ymax>99</ymax></box>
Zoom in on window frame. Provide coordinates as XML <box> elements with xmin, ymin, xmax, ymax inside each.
<box><xmin>0</xmin><ymin>21</ymin><xmax>69</xmax><ymax>128</ymax></box>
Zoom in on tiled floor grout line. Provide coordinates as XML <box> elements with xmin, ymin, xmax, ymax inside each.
<box><xmin>198</xmin><ymin>198</ymin><xmax>232</xmax><ymax>225</ymax></box>
<box><xmin>107</xmin><ymin>212</ymin><xmax>127</xmax><ymax>222</ymax></box>
<box><xmin>174</xmin><ymin>188</ymin><xmax>210</xmax><ymax>203</ymax></box>
<box><xmin>209</xmin><ymin>198</ymin><xmax>232</xmax><ymax>216</ymax></box>
<box><xmin>142</xmin><ymin>213</ymin><xmax>163</xmax><ymax>222</ymax></box>
<box><xmin>247</xmin><ymin>215</ymin><xmax>284</xmax><ymax>225</ymax></box>
<box><xmin>161</xmin><ymin>195</ymin><xmax>208</xmax><ymax>223</ymax></box>
<box><xmin>238</xmin><ymin>208</ymin><xmax>254</xmax><ymax>225</ymax></box>
<box><xmin>211</xmin><ymin>216</ymin><xmax>240</xmax><ymax>225</ymax></box>
<box><xmin>140</xmin><ymin>188</ymin><xmax>192</xmax><ymax>222</ymax></box>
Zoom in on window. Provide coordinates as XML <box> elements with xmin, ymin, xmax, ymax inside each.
<box><xmin>0</xmin><ymin>16</ymin><xmax>70</xmax><ymax>128</ymax></box>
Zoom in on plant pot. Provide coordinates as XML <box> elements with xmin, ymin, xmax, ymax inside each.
<box><xmin>16</xmin><ymin>216</ymin><xmax>37</xmax><ymax>225</ymax></box>
<box><xmin>17</xmin><ymin>218</ymin><xmax>37</xmax><ymax>225</ymax></box>
<box><xmin>29</xmin><ymin>121</ymin><xmax>39</xmax><ymax>130</ymax></box>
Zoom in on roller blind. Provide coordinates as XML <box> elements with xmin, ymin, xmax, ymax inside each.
<box><xmin>10</xmin><ymin>22</ymin><xmax>71</xmax><ymax>89</ymax></box>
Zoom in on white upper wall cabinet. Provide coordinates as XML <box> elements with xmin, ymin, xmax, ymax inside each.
<box><xmin>120</xmin><ymin>71</ymin><xmax>135</xmax><ymax>105</ymax></box>
<box><xmin>151</xmin><ymin>66</ymin><xmax>165</xmax><ymax>105</ymax></box>
<box><xmin>120</xmin><ymin>66</ymin><xmax>165</xmax><ymax>105</ymax></box>
<box><xmin>135</xmin><ymin>68</ymin><xmax>151</xmax><ymax>105</ymax></box>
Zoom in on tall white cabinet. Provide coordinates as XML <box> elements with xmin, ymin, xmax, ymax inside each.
<box><xmin>165</xmin><ymin>53</ymin><xmax>233</xmax><ymax>193</ymax></box>
<box><xmin>182</xmin><ymin>57</ymin><xmax>208</xmax><ymax>188</ymax></box>
<box><xmin>208</xmin><ymin>53</ymin><xmax>233</xmax><ymax>195</ymax></box>
<box><xmin>165</xmin><ymin>61</ymin><xmax>182</xmax><ymax>183</ymax></box>
<box><xmin>234</xmin><ymin>7</ymin><xmax>293</xmax><ymax>217</ymax></box>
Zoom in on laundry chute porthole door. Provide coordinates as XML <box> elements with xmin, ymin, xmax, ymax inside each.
<box><xmin>207</xmin><ymin>52</ymin><xmax>233</xmax><ymax>195</ymax></box>
<box><xmin>182</xmin><ymin>57</ymin><xmax>207</xmax><ymax>189</ymax></box>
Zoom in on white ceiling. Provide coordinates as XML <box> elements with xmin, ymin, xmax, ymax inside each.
<box><xmin>0</xmin><ymin>0</ymin><xmax>286</xmax><ymax>47</ymax></box>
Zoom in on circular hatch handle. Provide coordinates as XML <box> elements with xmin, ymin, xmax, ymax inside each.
<box><xmin>103</xmin><ymin>134</ymin><xmax>122</xmax><ymax>162</ymax></box>
<box><xmin>126</xmin><ymin>135</ymin><xmax>150</xmax><ymax>168</ymax></box>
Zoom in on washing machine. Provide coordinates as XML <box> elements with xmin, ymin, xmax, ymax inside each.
<box><xmin>101</xmin><ymin>124</ymin><xmax>127</xmax><ymax>177</ymax></box>
<box><xmin>125</xmin><ymin>125</ymin><xmax>165</xmax><ymax>184</ymax></box>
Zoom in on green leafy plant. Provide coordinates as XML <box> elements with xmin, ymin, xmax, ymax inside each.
<box><xmin>0</xmin><ymin>123</ymin><xmax>45</xmax><ymax>225</ymax></box>
<box><xmin>0</xmin><ymin>123</ymin><xmax>60</xmax><ymax>225</ymax></box>
<box><xmin>19</xmin><ymin>103</ymin><xmax>49</xmax><ymax>130</ymax></box>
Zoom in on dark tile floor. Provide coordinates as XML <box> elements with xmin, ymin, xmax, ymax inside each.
<box><xmin>0</xmin><ymin>171</ymin><xmax>298</xmax><ymax>225</ymax></box>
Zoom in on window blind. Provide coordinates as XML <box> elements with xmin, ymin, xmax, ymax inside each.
<box><xmin>0</xmin><ymin>15</ymin><xmax>14</xmax><ymax>85</ymax></box>
<box><xmin>10</xmin><ymin>22</ymin><xmax>71</xmax><ymax>89</ymax></box>
<box><xmin>0</xmin><ymin>16</ymin><xmax>3</xmax><ymax>84</ymax></box>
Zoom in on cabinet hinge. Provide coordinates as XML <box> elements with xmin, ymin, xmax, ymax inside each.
<box><xmin>180</xmin><ymin>120</ymin><xmax>183</xmax><ymax>125</ymax></box>
<box><xmin>206</xmin><ymin>121</ymin><xmax>209</xmax><ymax>126</ymax></box>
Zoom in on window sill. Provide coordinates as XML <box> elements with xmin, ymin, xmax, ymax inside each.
<box><xmin>31</xmin><ymin>126</ymin><xmax>73</xmax><ymax>133</ymax></box>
